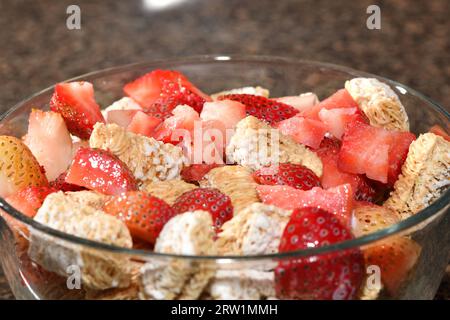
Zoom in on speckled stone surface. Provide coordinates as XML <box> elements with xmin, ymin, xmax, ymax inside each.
<box><xmin>0</xmin><ymin>0</ymin><xmax>449</xmax><ymax>299</ymax></box>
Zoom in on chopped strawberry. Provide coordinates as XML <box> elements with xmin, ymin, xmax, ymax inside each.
<box><xmin>318</xmin><ymin>107</ymin><xmax>368</xmax><ymax>140</ymax></box>
<box><xmin>275</xmin><ymin>208</ymin><xmax>364</xmax><ymax>300</ymax></box>
<box><xmin>429</xmin><ymin>125</ymin><xmax>450</xmax><ymax>142</ymax></box>
<box><xmin>306</xmin><ymin>89</ymin><xmax>359</xmax><ymax>120</ymax></box>
<box><xmin>257</xmin><ymin>184</ymin><xmax>353</xmax><ymax>227</ymax></box>
<box><xmin>338</xmin><ymin>121</ymin><xmax>415</xmax><ymax>185</ymax></box>
<box><xmin>317</xmin><ymin>139</ymin><xmax>381</xmax><ymax>203</ymax></box>
<box><xmin>275</xmin><ymin>116</ymin><xmax>327</xmax><ymax>149</ymax></box>
<box><xmin>200</xmin><ymin>100</ymin><xmax>246</xmax><ymax>130</ymax></box>
<box><xmin>181</xmin><ymin>163</ymin><xmax>223</xmax><ymax>183</ymax></box>
<box><xmin>49</xmin><ymin>171</ymin><xmax>85</xmax><ymax>192</ymax></box>
<box><xmin>23</xmin><ymin>109</ymin><xmax>73</xmax><ymax>181</ymax></box>
<box><xmin>6</xmin><ymin>186</ymin><xmax>58</xmax><ymax>218</ymax></box>
<box><xmin>364</xmin><ymin>237</ymin><xmax>421</xmax><ymax>296</ymax></box>
<box><xmin>123</xmin><ymin>70</ymin><xmax>211</xmax><ymax>119</ymax></box>
<box><xmin>50</xmin><ymin>81</ymin><xmax>105</xmax><ymax>139</ymax></box>
<box><xmin>352</xmin><ymin>201</ymin><xmax>401</xmax><ymax>237</ymax></box>
<box><xmin>172</xmin><ymin>188</ymin><xmax>233</xmax><ymax>231</ymax></box>
<box><xmin>65</xmin><ymin>147</ymin><xmax>138</xmax><ymax>195</ymax></box>
<box><xmin>105</xmin><ymin>109</ymin><xmax>139</xmax><ymax>128</ymax></box>
<box><xmin>152</xmin><ymin>105</ymin><xmax>200</xmax><ymax>144</ymax></box>
<box><xmin>218</xmin><ymin>94</ymin><xmax>299</xmax><ymax>125</ymax></box>
<box><xmin>103</xmin><ymin>191</ymin><xmax>176</xmax><ymax>245</ymax></box>
<box><xmin>127</xmin><ymin>111</ymin><xmax>162</xmax><ymax>137</ymax></box>
<box><xmin>315</xmin><ymin>137</ymin><xmax>342</xmax><ymax>157</ymax></box>
<box><xmin>318</xmin><ymin>138</ymin><xmax>388</xmax><ymax>202</ymax></box>
<box><xmin>194</xmin><ymin>119</ymin><xmax>227</xmax><ymax>165</ymax></box>
<box><xmin>253</xmin><ymin>163</ymin><xmax>321</xmax><ymax>191</ymax></box>
<box><xmin>272</xmin><ymin>93</ymin><xmax>319</xmax><ymax>113</ymax></box>
<box><xmin>387</xmin><ymin>130</ymin><xmax>416</xmax><ymax>185</ymax></box>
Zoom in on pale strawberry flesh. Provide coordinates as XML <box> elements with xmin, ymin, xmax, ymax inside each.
<box><xmin>318</xmin><ymin>107</ymin><xmax>368</xmax><ymax>140</ymax></box>
<box><xmin>24</xmin><ymin>110</ymin><xmax>73</xmax><ymax>181</ymax></box>
<box><xmin>276</xmin><ymin>116</ymin><xmax>327</xmax><ymax>149</ymax></box>
<box><xmin>305</xmin><ymin>88</ymin><xmax>359</xmax><ymax>120</ymax></box>
<box><xmin>200</xmin><ymin>100</ymin><xmax>246</xmax><ymax>130</ymax></box>
<box><xmin>127</xmin><ymin>111</ymin><xmax>162</xmax><ymax>137</ymax></box>
<box><xmin>106</xmin><ymin>109</ymin><xmax>139</xmax><ymax>128</ymax></box>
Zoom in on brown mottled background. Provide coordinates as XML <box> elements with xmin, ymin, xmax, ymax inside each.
<box><xmin>0</xmin><ymin>0</ymin><xmax>449</xmax><ymax>299</ymax></box>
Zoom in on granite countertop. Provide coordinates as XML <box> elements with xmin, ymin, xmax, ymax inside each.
<box><xmin>0</xmin><ymin>0</ymin><xmax>448</xmax><ymax>299</ymax></box>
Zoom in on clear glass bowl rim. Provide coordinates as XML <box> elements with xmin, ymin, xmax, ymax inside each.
<box><xmin>0</xmin><ymin>54</ymin><xmax>448</xmax><ymax>262</ymax></box>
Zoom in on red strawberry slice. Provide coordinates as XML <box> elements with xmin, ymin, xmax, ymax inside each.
<box><xmin>338</xmin><ymin>121</ymin><xmax>415</xmax><ymax>185</ymax></box>
<box><xmin>306</xmin><ymin>89</ymin><xmax>359</xmax><ymax>120</ymax></box>
<box><xmin>387</xmin><ymin>130</ymin><xmax>416</xmax><ymax>185</ymax></box>
<box><xmin>364</xmin><ymin>237</ymin><xmax>421</xmax><ymax>296</ymax></box>
<box><xmin>275</xmin><ymin>208</ymin><xmax>364</xmax><ymax>300</ymax></box>
<box><xmin>49</xmin><ymin>171</ymin><xmax>85</xmax><ymax>192</ymax></box>
<box><xmin>275</xmin><ymin>116</ymin><xmax>327</xmax><ymax>149</ymax></box>
<box><xmin>50</xmin><ymin>82</ymin><xmax>105</xmax><ymax>139</ymax></box>
<box><xmin>318</xmin><ymin>107</ymin><xmax>368</xmax><ymax>140</ymax></box>
<box><xmin>253</xmin><ymin>163</ymin><xmax>321</xmax><ymax>191</ymax></box>
<box><xmin>124</xmin><ymin>70</ymin><xmax>211</xmax><ymax>119</ymax></box>
<box><xmin>172</xmin><ymin>188</ymin><xmax>233</xmax><ymax>231</ymax></box>
<box><xmin>103</xmin><ymin>191</ymin><xmax>176</xmax><ymax>245</ymax></box>
<box><xmin>152</xmin><ymin>105</ymin><xmax>200</xmax><ymax>144</ymax></box>
<box><xmin>316</xmin><ymin>138</ymin><xmax>383</xmax><ymax>203</ymax></box>
<box><xmin>127</xmin><ymin>111</ymin><xmax>162</xmax><ymax>137</ymax></box>
<box><xmin>257</xmin><ymin>184</ymin><xmax>353</xmax><ymax>227</ymax></box>
<box><xmin>181</xmin><ymin>163</ymin><xmax>223</xmax><ymax>183</ymax></box>
<box><xmin>218</xmin><ymin>94</ymin><xmax>299</xmax><ymax>125</ymax></box>
<box><xmin>6</xmin><ymin>186</ymin><xmax>58</xmax><ymax>218</ymax></box>
<box><xmin>65</xmin><ymin>147</ymin><xmax>138</xmax><ymax>195</ymax></box>
<box><xmin>320</xmin><ymin>153</ymin><xmax>376</xmax><ymax>200</ymax></box>
<box><xmin>316</xmin><ymin>137</ymin><xmax>342</xmax><ymax>157</ymax></box>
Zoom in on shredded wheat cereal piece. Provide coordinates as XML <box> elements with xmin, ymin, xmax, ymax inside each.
<box><xmin>211</xmin><ymin>86</ymin><xmax>269</xmax><ymax>100</ymax></box>
<box><xmin>144</xmin><ymin>180</ymin><xmax>197</xmax><ymax>205</ymax></box>
<box><xmin>85</xmin><ymin>261</ymin><xmax>143</xmax><ymax>300</ymax></box>
<box><xmin>207</xmin><ymin>269</ymin><xmax>275</xmax><ymax>300</ymax></box>
<box><xmin>226</xmin><ymin>116</ymin><xmax>323</xmax><ymax>176</ymax></box>
<box><xmin>217</xmin><ymin>203</ymin><xmax>291</xmax><ymax>255</ymax></box>
<box><xmin>101</xmin><ymin>97</ymin><xmax>141</xmax><ymax>121</ymax></box>
<box><xmin>345</xmin><ymin>78</ymin><xmax>409</xmax><ymax>131</ymax></box>
<box><xmin>139</xmin><ymin>211</ymin><xmax>216</xmax><ymax>300</ymax></box>
<box><xmin>29</xmin><ymin>192</ymin><xmax>133</xmax><ymax>290</ymax></box>
<box><xmin>384</xmin><ymin>133</ymin><xmax>450</xmax><ymax>219</ymax></box>
<box><xmin>200</xmin><ymin>165</ymin><xmax>260</xmax><ymax>213</ymax></box>
<box><xmin>89</xmin><ymin>123</ymin><xmax>187</xmax><ymax>187</ymax></box>
<box><xmin>65</xmin><ymin>190</ymin><xmax>109</xmax><ymax>210</ymax></box>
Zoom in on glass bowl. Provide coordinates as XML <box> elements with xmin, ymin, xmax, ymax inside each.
<box><xmin>0</xmin><ymin>55</ymin><xmax>448</xmax><ymax>300</ymax></box>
